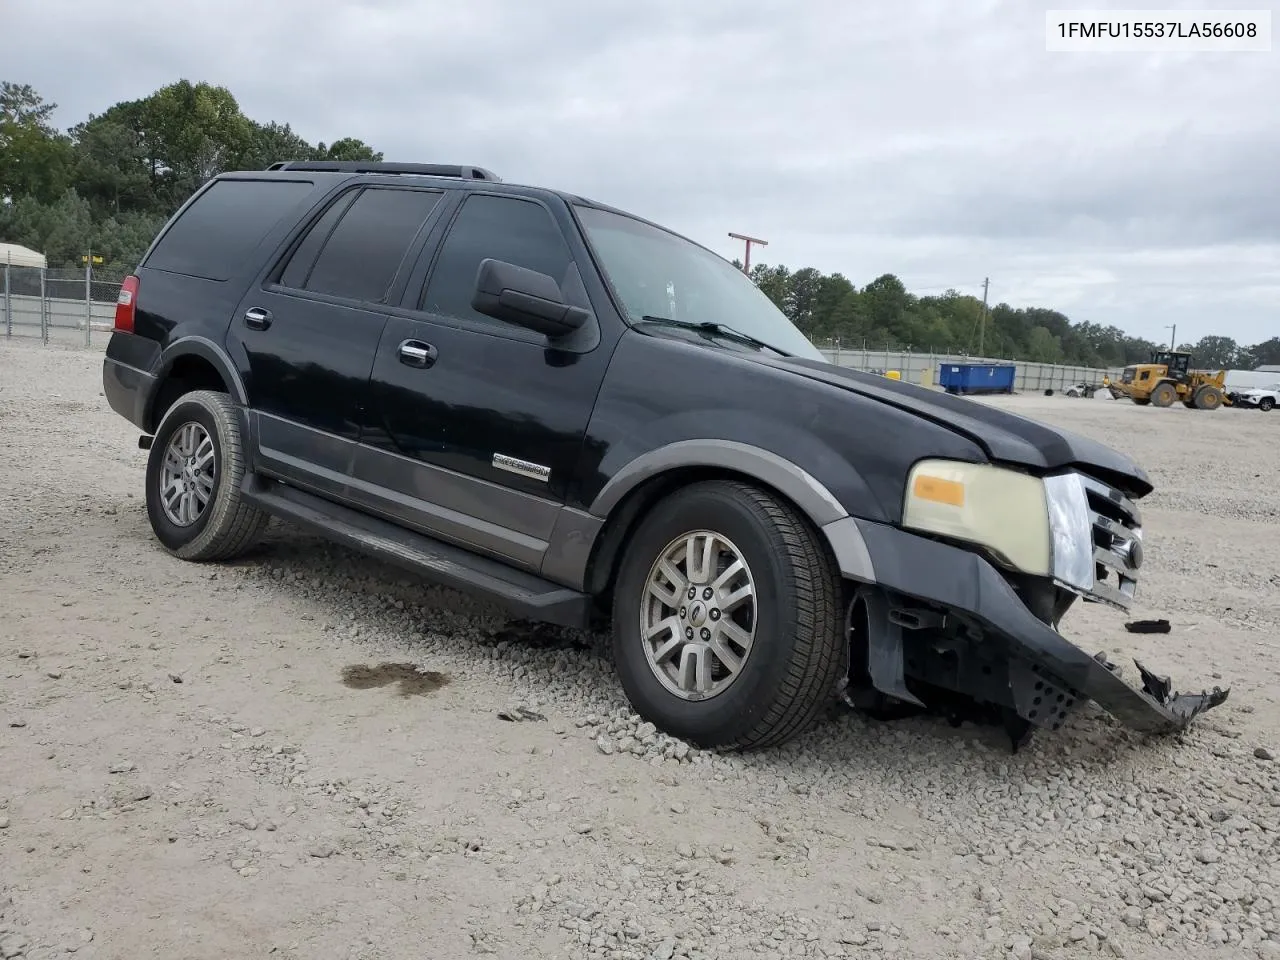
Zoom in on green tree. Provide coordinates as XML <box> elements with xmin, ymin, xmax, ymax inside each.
<box><xmin>784</xmin><ymin>266</ymin><xmax>824</xmax><ymax>333</ymax></box>
<box><xmin>1026</xmin><ymin>326</ymin><xmax>1065</xmax><ymax>363</ymax></box>
<box><xmin>1185</xmin><ymin>335</ymin><xmax>1241</xmax><ymax>370</ymax></box>
<box><xmin>315</xmin><ymin>137</ymin><xmax>383</xmax><ymax>162</ymax></box>
<box><xmin>862</xmin><ymin>273</ymin><xmax>909</xmax><ymax>333</ymax></box>
<box><xmin>242</xmin><ymin>120</ymin><xmax>316</xmax><ymax>169</ymax></box>
<box><xmin>139</xmin><ymin>80</ymin><xmax>254</xmax><ymax>203</ymax></box>
<box><xmin>0</xmin><ymin>82</ymin><xmax>73</xmax><ymax>203</ymax></box>
<box><xmin>69</xmin><ymin>117</ymin><xmax>150</xmax><ymax>214</ymax></box>
<box><xmin>1244</xmin><ymin>337</ymin><xmax>1280</xmax><ymax>368</ymax></box>
<box><xmin>748</xmin><ymin>263</ymin><xmax>791</xmax><ymax>312</ymax></box>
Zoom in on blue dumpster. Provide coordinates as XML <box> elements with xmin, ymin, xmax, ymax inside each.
<box><xmin>939</xmin><ymin>363</ymin><xmax>1016</xmax><ymax>395</ymax></box>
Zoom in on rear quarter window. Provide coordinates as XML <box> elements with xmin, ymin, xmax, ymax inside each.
<box><xmin>144</xmin><ymin>178</ymin><xmax>315</xmax><ymax>282</ymax></box>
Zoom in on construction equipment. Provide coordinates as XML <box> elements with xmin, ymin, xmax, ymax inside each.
<box><xmin>1103</xmin><ymin>350</ymin><xmax>1229</xmax><ymax>410</ymax></box>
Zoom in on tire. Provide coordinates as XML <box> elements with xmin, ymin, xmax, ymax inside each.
<box><xmin>145</xmin><ymin>389</ymin><xmax>269</xmax><ymax>561</ymax></box>
<box><xmin>1260</xmin><ymin>397</ymin><xmax>1275</xmax><ymax>412</ymax></box>
<box><xmin>1150</xmin><ymin>382</ymin><xmax>1178</xmax><ymax>408</ymax></box>
<box><xmin>1193</xmin><ymin>384</ymin><xmax>1223</xmax><ymax>410</ymax></box>
<box><xmin>610</xmin><ymin>479</ymin><xmax>844</xmax><ymax>751</ymax></box>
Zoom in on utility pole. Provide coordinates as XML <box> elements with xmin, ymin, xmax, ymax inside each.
<box><xmin>978</xmin><ymin>277</ymin><xmax>989</xmax><ymax>357</ymax></box>
<box><xmin>1165</xmin><ymin>324</ymin><xmax>1176</xmax><ymax>349</ymax></box>
<box><xmin>729</xmin><ymin>232</ymin><xmax>767</xmax><ymax>275</ymax></box>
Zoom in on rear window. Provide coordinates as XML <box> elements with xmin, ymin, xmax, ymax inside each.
<box><xmin>284</xmin><ymin>187</ymin><xmax>443</xmax><ymax>303</ymax></box>
<box><xmin>145</xmin><ymin>178</ymin><xmax>315</xmax><ymax>281</ymax></box>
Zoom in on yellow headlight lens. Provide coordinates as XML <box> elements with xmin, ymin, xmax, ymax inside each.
<box><xmin>903</xmin><ymin>459</ymin><xmax>1052</xmax><ymax>575</ymax></box>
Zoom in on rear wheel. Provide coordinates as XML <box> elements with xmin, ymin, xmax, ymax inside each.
<box><xmin>1150</xmin><ymin>382</ymin><xmax>1178</xmax><ymax>407</ymax></box>
<box><xmin>145</xmin><ymin>390</ymin><xmax>269</xmax><ymax>561</ymax></box>
<box><xmin>1193</xmin><ymin>384</ymin><xmax>1223</xmax><ymax>410</ymax></box>
<box><xmin>610</xmin><ymin>480</ymin><xmax>844</xmax><ymax>750</ymax></box>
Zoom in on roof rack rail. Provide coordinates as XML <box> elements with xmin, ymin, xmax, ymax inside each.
<box><xmin>265</xmin><ymin>160</ymin><xmax>502</xmax><ymax>181</ymax></box>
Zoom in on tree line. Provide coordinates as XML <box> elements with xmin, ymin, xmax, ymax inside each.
<box><xmin>739</xmin><ymin>264</ymin><xmax>1279</xmax><ymax>370</ymax></box>
<box><xmin>2</xmin><ymin>79</ymin><xmax>1275</xmax><ymax>371</ymax></box>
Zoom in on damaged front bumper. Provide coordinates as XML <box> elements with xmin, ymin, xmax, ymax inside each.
<box><xmin>846</xmin><ymin>519</ymin><xmax>1229</xmax><ymax>738</ymax></box>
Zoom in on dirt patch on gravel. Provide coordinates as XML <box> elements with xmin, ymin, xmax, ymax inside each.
<box><xmin>1</xmin><ymin>337</ymin><xmax>1277</xmax><ymax>960</ymax></box>
<box><xmin>340</xmin><ymin>662</ymin><xmax>451</xmax><ymax>696</ymax></box>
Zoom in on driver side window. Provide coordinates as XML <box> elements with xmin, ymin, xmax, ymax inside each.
<box><xmin>419</xmin><ymin>194</ymin><xmax>574</xmax><ymax>328</ymax></box>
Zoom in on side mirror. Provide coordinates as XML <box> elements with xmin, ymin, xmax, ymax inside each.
<box><xmin>470</xmin><ymin>258</ymin><xmax>589</xmax><ymax>339</ymax></box>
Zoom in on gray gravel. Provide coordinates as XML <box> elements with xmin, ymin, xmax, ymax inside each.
<box><xmin>1</xmin><ymin>339</ymin><xmax>1278</xmax><ymax>960</ymax></box>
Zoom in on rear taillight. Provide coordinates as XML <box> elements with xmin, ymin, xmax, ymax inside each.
<box><xmin>114</xmin><ymin>275</ymin><xmax>139</xmax><ymax>333</ymax></box>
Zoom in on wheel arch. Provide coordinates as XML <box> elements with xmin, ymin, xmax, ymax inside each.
<box><xmin>147</xmin><ymin>337</ymin><xmax>247</xmax><ymax>432</ymax></box>
<box><xmin>580</xmin><ymin>441</ymin><xmax>877</xmax><ymax>601</ymax></box>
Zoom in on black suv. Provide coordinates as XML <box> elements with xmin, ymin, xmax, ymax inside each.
<box><xmin>101</xmin><ymin>161</ymin><xmax>1226</xmax><ymax>750</ymax></box>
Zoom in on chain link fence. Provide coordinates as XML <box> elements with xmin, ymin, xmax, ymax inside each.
<box><xmin>814</xmin><ymin>339</ymin><xmax>1120</xmax><ymax>394</ymax></box>
<box><xmin>2</xmin><ymin>264</ymin><xmax>122</xmax><ymax>347</ymax></box>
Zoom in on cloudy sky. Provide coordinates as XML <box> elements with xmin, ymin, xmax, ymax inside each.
<box><xmin>8</xmin><ymin>0</ymin><xmax>1278</xmax><ymax>347</ymax></box>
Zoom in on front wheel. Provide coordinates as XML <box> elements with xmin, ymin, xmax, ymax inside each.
<box><xmin>1150</xmin><ymin>382</ymin><xmax>1178</xmax><ymax>407</ymax></box>
<box><xmin>1260</xmin><ymin>397</ymin><xmax>1275</xmax><ymax>412</ymax></box>
<box><xmin>145</xmin><ymin>390</ymin><xmax>269</xmax><ymax>561</ymax></box>
<box><xmin>1193</xmin><ymin>384</ymin><xmax>1223</xmax><ymax>410</ymax></box>
<box><xmin>610</xmin><ymin>480</ymin><xmax>845</xmax><ymax>751</ymax></box>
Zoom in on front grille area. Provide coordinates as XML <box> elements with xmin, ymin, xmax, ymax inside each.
<box><xmin>1081</xmin><ymin>476</ymin><xmax>1143</xmax><ymax>608</ymax></box>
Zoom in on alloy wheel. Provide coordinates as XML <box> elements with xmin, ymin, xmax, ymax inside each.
<box><xmin>639</xmin><ymin>530</ymin><xmax>757</xmax><ymax>701</ymax></box>
<box><xmin>159</xmin><ymin>421</ymin><xmax>216</xmax><ymax>527</ymax></box>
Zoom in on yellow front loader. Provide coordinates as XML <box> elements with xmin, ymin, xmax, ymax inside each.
<box><xmin>1103</xmin><ymin>350</ymin><xmax>1229</xmax><ymax>410</ymax></box>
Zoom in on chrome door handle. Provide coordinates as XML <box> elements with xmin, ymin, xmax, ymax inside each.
<box><xmin>398</xmin><ymin>339</ymin><xmax>437</xmax><ymax>368</ymax></box>
<box><xmin>244</xmin><ymin>307</ymin><xmax>272</xmax><ymax>330</ymax></box>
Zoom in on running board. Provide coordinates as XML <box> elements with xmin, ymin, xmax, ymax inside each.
<box><xmin>239</xmin><ymin>475</ymin><xmax>592</xmax><ymax>628</ymax></box>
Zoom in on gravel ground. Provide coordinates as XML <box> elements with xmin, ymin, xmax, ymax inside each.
<box><xmin>1</xmin><ymin>336</ymin><xmax>1277</xmax><ymax>960</ymax></box>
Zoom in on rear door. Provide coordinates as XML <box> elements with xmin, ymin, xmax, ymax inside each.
<box><xmin>230</xmin><ymin>183</ymin><xmax>448</xmax><ymax>498</ymax></box>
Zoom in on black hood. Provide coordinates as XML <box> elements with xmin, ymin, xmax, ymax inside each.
<box><xmin>760</xmin><ymin>356</ymin><xmax>1153</xmax><ymax>498</ymax></box>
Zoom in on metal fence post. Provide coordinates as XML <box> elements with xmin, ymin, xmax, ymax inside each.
<box><xmin>39</xmin><ymin>267</ymin><xmax>48</xmax><ymax>345</ymax></box>
<box><xmin>84</xmin><ymin>260</ymin><xmax>93</xmax><ymax>347</ymax></box>
<box><xmin>3</xmin><ymin>257</ymin><xmax>10</xmax><ymax>338</ymax></box>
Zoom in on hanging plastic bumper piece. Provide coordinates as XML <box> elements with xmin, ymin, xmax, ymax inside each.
<box><xmin>846</xmin><ymin>462</ymin><xmax>1229</xmax><ymax>736</ymax></box>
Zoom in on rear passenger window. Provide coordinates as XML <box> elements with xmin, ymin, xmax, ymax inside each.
<box><xmin>283</xmin><ymin>187</ymin><xmax>442</xmax><ymax>303</ymax></box>
<box><xmin>421</xmin><ymin>194</ymin><xmax>573</xmax><ymax>325</ymax></box>
<box><xmin>145</xmin><ymin>178</ymin><xmax>314</xmax><ymax>282</ymax></box>
<box><xmin>278</xmin><ymin>191</ymin><xmax>357</xmax><ymax>290</ymax></box>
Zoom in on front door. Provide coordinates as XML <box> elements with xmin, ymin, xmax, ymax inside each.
<box><xmin>352</xmin><ymin>191</ymin><xmax>618</xmax><ymax>572</ymax></box>
<box><xmin>231</xmin><ymin>183</ymin><xmax>448</xmax><ymax>497</ymax></box>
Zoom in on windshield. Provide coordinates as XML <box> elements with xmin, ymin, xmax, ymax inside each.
<box><xmin>574</xmin><ymin>205</ymin><xmax>824</xmax><ymax>360</ymax></box>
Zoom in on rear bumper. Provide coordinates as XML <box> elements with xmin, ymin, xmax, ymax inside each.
<box><xmin>103</xmin><ymin>357</ymin><xmax>158</xmax><ymax>431</ymax></box>
<box><xmin>853</xmin><ymin>519</ymin><xmax>1228</xmax><ymax>734</ymax></box>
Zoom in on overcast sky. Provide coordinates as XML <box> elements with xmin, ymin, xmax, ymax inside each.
<box><xmin>8</xmin><ymin>0</ymin><xmax>1277</xmax><ymax>347</ymax></box>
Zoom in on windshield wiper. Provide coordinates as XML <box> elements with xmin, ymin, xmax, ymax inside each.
<box><xmin>638</xmin><ymin>316</ymin><xmax>789</xmax><ymax>356</ymax></box>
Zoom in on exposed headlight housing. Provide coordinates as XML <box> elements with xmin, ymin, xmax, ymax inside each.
<box><xmin>903</xmin><ymin>459</ymin><xmax>1095</xmax><ymax>593</ymax></box>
